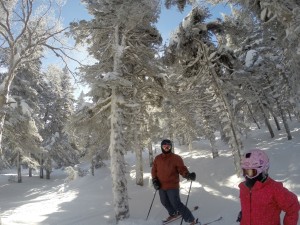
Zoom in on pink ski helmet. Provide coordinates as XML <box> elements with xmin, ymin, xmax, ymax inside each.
<box><xmin>241</xmin><ymin>149</ymin><xmax>270</xmax><ymax>178</ymax></box>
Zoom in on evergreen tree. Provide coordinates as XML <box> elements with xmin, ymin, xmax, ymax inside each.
<box><xmin>1</xmin><ymin>65</ymin><xmax>42</xmax><ymax>179</ymax></box>
<box><xmin>39</xmin><ymin>65</ymin><xmax>79</xmax><ymax>177</ymax></box>
<box><xmin>222</xmin><ymin>8</ymin><xmax>293</xmax><ymax>140</ymax></box>
<box><xmin>0</xmin><ymin>0</ymin><xmax>78</xmax><ymax>158</ymax></box>
<box><xmin>69</xmin><ymin>0</ymin><xmax>161</xmax><ymax>221</ymax></box>
<box><xmin>208</xmin><ymin>0</ymin><xmax>300</xmax><ymax>119</ymax></box>
<box><xmin>163</xmin><ymin>6</ymin><xmax>243</xmax><ymax>173</ymax></box>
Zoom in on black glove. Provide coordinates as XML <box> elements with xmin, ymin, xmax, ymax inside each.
<box><xmin>186</xmin><ymin>172</ymin><xmax>196</xmax><ymax>181</ymax></box>
<box><xmin>152</xmin><ymin>178</ymin><xmax>160</xmax><ymax>190</ymax></box>
<box><xmin>236</xmin><ymin>211</ymin><xmax>242</xmax><ymax>222</ymax></box>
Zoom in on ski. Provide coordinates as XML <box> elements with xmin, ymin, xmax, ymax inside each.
<box><xmin>201</xmin><ymin>216</ymin><xmax>223</xmax><ymax>225</ymax></box>
<box><xmin>162</xmin><ymin>206</ymin><xmax>199</xmax><ymax>225</ymax></box>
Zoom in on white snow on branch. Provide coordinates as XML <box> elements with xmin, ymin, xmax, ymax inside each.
<box><xmin>245</xmin><ymin>50</ymin><xmax>258</xmax><ymax>67</ymax></box>
<box><xmin>20</xmin><ymin>100</ymin><xmax>32</xmax><ymax>116</ymax></box>
<box><xmin>102</xmin><ymin>72</ymin><xmax>132</xmax><ymax>87</ymax></box>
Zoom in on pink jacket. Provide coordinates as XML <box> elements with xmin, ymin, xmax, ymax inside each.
<box><xmin>239</xmin><ymin>177</ymin><xmax>300</xmax><ymax>225</ymax></box>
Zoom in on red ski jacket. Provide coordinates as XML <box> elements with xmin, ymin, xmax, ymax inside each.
<box><xmin>239</xmin><ymin>177</ymin><xmax>300</xmax><ymax>225</ymax></box>
<box><xmin>151</xmin><ymin>153</ymin><xmax>189</xmax><ymax>190</ymax></box>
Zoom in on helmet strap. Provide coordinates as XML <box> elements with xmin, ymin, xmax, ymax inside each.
<box><xmin>261</xmin><ymin>172</ymin><xmax>268</xmax><ymax>182</ymax></box>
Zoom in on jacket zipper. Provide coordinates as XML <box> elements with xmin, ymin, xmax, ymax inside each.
<box><xmin>249</xmin><ymin>189</ymin><xmax>252</xmax><ymax>225</ymax></box>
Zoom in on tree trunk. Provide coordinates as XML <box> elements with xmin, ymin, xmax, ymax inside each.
<box><xmin>279</xmin><ymin>107</ymin><xmax>292</xmax><ymax>140</ymax></box>
<box><xmin>0</xmin><ymin>67</ymin><xmax>19</xmax><ymax>155</ymax></box>
<box><xmin>40</xmin><ymin>156</ymin><xmax>44</xmax><ymax>179</ymax></box>
<box><xmin>17</xmin><ymin>152</ymin><xmax>22</xmax><ymax>183</ymax></box>
<box><xmin>264</xmin><ymin>117</ymin><xmax>275</xmax><ymax>138</ymax></box>
<box><xmin>272</xmin><ymin>115</ymin><xmax>281</xmax><ymax>131</ymax></box>
<box><xmin>46</xmin><ymin>169</ymin><xmax>51</xmax><ymax>179</ymax></box>
<box><xmin>247</xmin><ymin>104</ymin><xmax>260</xmax><ymax>129</ymax></box>
<box><xmin>247</xmin><ymin>81</ymin><xmax>274</xmax><ymax>138</ymax></box>
<box><xmin>219</xmin><ymin>123</ymin><xmax>229</xmax><ymax>144</ymax></box>
<box><xmin>110</xmin><ymin>87</ymin><xmax>130</xmax><ymax>221</ymax></box>
<box><xmin>134</xmin><ymin>119</ymin><xmax>143</xmax><ymax>186</ymax></box>
<box><xmin>28</xmin><ymin>153</ymin><xmax>33</xmax><ymax>177</ymax></box>
<box><xmin>29</xmin><ymin>168</ymin><xmax>33</xmax><ymax>177</ymax></box>
<box><xmin>287</xmin><ymin>110</ymin><xmax>292</xmax><ymax>121</ymax></box>
<box><xmin>45</xmin><ymin>158</ymin><xmax>52</xmax><ymax>179</ymax></box>
<box><xmin>259</xmin><ymin>104</ymin><xmax>274</xmax><ymax>138</ymax></box>
<box><xmin>148</xmin><ymin>142</ymin><xmax>154</xmax><ymax>167</ymax></box>
<box><xmin>0</xmin><ymin>115</ymin><xmax>5</xmax><ymax>156</ymax></box>
<box><xmin>132</xmin><ymin>88</ymin><xmax>143</xmax><ymax>186</ymax></box>
<box><xmin>181</xmin><ymin>136</ymin><xmax>185</xmax><ymax>147</ymax></box>
<box><xmin>209</xmin><ymin>134</ymin><xmax>218</xmax><ymax>159</ymax></box>
<box><xmin>135</xmin><ymin>147</ymin><xmax>144</xmax><ymax>186</ymax></box>
<box><xmin>91</xmin><ymin>159</ymin><xmax>95</xmax><ymax>176</ymax></box>
<box><xmin>40</xmin><ymin>167</ymin><xmax>43</xmax><ymax>178</ymax></box>
<box><xmin>110</xmin><ymin>25</ymin><xmax>129</xmax><ymax>221</ymax></box>
<box><xmin>187</xmin><ymin>134</ymin><xmax>192</xmax><ymax>152</ymax></box>
<box><xmin>217</xmin><ymin>90</ymin><xmax>241</xmax><ymax>173</ymax></box>
<box><xmin>205</xmin><ymin>46</ymin><xmax>243</xmax><ymax>175</ymax></box>
<box><xmin>188</xmin><ymin>141</ymin><xmax>192</xmax><ymax>152</ymax></box>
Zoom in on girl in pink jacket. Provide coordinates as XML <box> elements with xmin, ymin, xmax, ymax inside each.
<box><xmin>238</xmin><ymin>149</ymin><xmax>299</xmax><ymax>225</ymax></box>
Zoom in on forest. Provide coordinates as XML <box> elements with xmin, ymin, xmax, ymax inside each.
<box><xmin>0</xmin><ymin>0</ymin><xmax>299</xmax><ymax>222</ymax></box>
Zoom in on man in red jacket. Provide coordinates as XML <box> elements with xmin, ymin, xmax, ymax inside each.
<box><xmin>151</xmin><ymin>139</ymin><xmax>197</xmax><ymax>225</ymax></box>
<box><xmin>238</xmin><ymin>149</ymin><xmax>300</xmax><ymax>225</ymax></box>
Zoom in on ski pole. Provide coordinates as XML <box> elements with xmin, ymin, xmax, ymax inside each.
<box><xmin>146</xmin><ymin>189</ymin><xmax>157</xmax><ymax>220</ymax></box>
<box><xmin>180</xmin><ymin>180</ymin><xmax>193</xmax><ymax>225</ymax></box>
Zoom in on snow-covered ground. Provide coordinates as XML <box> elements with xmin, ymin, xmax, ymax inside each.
<box><xmin>1</xmin><ymin>120</ymin><xmax>300</xmax><ymax>225</ymax></box>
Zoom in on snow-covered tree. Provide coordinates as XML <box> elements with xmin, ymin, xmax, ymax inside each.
<box><xmin>67</xmin><ymin>100</ymin><xmax>110</xmax><ymax>171</ymax></box>
<box><xmin>0</xmin><ymin>0</ymin><xmax>79</xmax><ymax>156</ymax></box>
<box><xmin>207</xmin><ymin>0</ymin><xmax>300</xmax><ymax>119</ymax></box>
<box><xmin>69</xmin><ymin>0</ymin><xmax>161</xmax><ymax>221</ymax></box>
<box><xmin>164</xmin><ymin>0</ymin><xmax>195</xmax><ymax>11</ymax></box>
<box><xmin>1</xmin><ymin>64</ymin><xmax>42</xmax><ymax>179</ymax></box>
<box><xmin>39</xmin><ymin>65</ymin><xmax>79</xmax><ymax>177</ymax></box>
<box><xmin>222</xmin><ymin>8</ymin><xmax>294</xmax><ymax>140</ymax></box>
<box><xmin>163</xmin><ymin>6</ymin><xmax>244</xmax><ymax>173</ymax></box>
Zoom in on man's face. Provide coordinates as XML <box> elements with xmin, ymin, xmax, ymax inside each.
<box><xmin>162</xmin><ymin>143</ymin><xmax>171</xmax><ymax>151</ymax></box>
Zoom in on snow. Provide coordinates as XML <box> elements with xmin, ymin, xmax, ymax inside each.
<box><xmin>1</xmin><ymin>120</ymin><xmax>300</xmax><ymax>225</ymax></box>
<box><xmin>182</xmin><ymin>12</ymin><xmax>193</xmax><ymax>30</ymax></box>
<box><xmin>20</xmin><ymin>100</ymin><xmax>32</xmax><ymax>116</ymax></box>
<box><xmin>245</xmin><ymin>50</ymin><xmax>258</xmax><ymax>67</ymax></box>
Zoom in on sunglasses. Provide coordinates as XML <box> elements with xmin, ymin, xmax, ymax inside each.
<box><xmin>243</xmin><ymin>168</ymin><xmax>258</xmax><ymax>178</ymax></box>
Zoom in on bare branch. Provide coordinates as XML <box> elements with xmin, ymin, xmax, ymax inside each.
<box><xmin>42</xmin><ymin>43</ymin><xmax>84</xmax><ymax>79</ymax></box>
